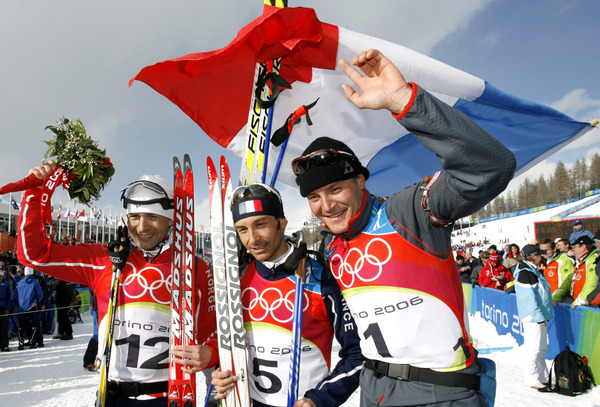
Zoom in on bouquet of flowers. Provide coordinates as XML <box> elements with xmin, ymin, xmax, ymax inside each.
<box><xmin>0</xmin><ymin>117</ymin><xmax>115</xmax><ymax>205</ymax></box>
<box><xmin>43</xmin><ymin>117</ymin><xmax>115</xmax><ymax>204</ymax></box>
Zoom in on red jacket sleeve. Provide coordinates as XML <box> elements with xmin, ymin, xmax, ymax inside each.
<box><xmin>17</xmin><ymin>188</ymin><xmax>108</xmax><ymax>287</ymax></box>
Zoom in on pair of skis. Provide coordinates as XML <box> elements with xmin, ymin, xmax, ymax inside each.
<box><xmin>238</xmin><ymin>3</ymin><xmax>305</xmax><ymax>405</ymax></box>
<box><xmin>208</xmin><ymin>156</ymin><xmax>251</xmax><ymax>407</ymax></box>
<box><xmin>168</xmin><ymin>154</ymin><xmax>197</xmax><ymax>407</ymax></box>
<box><xmin>239</xmin><ymin>0</ymin><xmax>288</xmax><ymax>186</ymax></box>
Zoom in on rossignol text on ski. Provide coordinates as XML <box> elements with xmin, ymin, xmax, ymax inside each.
<box><xmin>168</xmin><ymin>154</ymin><xmax>197</xmax><ymax>407</ymax></box>
<box><xmin>208</xmin><ymin>156</ymin><xmax>251</xmax><ymax>407</ymax></box>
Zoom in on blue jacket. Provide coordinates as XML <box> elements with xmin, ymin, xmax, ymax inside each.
<box><xmin>0</xmin><ymin>277</ymin><xmax>12</xmax><ymax>310</ymax></box>
<box><xmin>514</xmin><ymin>261</ymin><xmax>553</xmax><ymax>323</ymax></box>
<box><xmin>15</xmin><ymin>275</ymin><xmax>44</xmax><ymax>312</ymax></box>
<box><xmin>569</xmin><ymin>228</ymin><xmax>594</xmax><ymax>245</ymax></box>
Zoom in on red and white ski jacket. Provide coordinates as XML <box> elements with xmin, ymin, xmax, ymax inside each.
<box><xmin>17</xmin><ymin>188</ymin><xmax>219</xmax><ymax>385</ymax></box>
<box><xmin>478</xmin><ymin>262</ymin><xmax>513</xmax><ymax>290</ymax></box>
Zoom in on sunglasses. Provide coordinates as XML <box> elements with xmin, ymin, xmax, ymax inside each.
<box><xmin>232</xmin><ymin>183</ymin><xmax>282</xmax><ymax>204</ymax></box>
<box><xmin>120</xmin><ymin>180</ymin><xmax>173</xmax><ymax>210</ymax></box>
<box><xmin>291</xmin><ymin>149</ymin><xmax>354</xmax><ymax>175</ymax></box>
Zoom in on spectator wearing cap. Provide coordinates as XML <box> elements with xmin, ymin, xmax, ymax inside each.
<box><xmin>570</xmin><ymin>235</ymin><xmax>598</xmax><ymax>308</ymax></box>
<box><xmin>470</xmin><ymin>250</ymin><xmax>489</xmax><ymax>285</ymax></box>
<box><xmin>569</xmin><ymin>219</ymin><xmax>594</xmax><ymax>245</ymax></box>
<box><xmin>513</xmin><ymin>244</ymin><xmax>553</xmax><ymax>390</ymax></box>
<box><xmin>15</xmin><ymin>267</ymin><xmax>44</xmax><ymax>349</ymax></box>
<box><xmin>538</xmin><ymin>238</ymin><xmax>574</xmax><ymax>304</ymax></box>
<box><xmin>488</xmin><ymin>245</ymin><xmax>497</xmax><ymax>253</ymax></box>
<box><xmin>583</xmin><ymin>229</ymin><xmax>600</xmax><ymax>307</ymax></box>
<box><xmin>478</xmin><ymin>252</ymin><xmax>513</xmax><ymax>290</ymax></box>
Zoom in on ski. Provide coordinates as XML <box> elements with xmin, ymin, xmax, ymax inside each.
<box><xmin>169</xmin><ymin>155</ymin><xmax>197</xmax><ymax>407</ymax></box>
<box><xmin>95</xmin><ymin>266</ymin><xmax>122</xmax><ymax>407</ymax></box>
<box><xmin>287</xmin><ymin>232</ymin><xmax>307</xmax><ymax>407</ymax></box>
<box><xmin>182</xmin><ymin>154</ymin><xmax>197</xmax><ymax>406</ymax></box>
<box><xmin>207</xmin><ymin>157</ymin><xmax>236</xmax><ymax>407</ymax></box>
<box><xmin>96</xmin><ymin>228</ymin><xmax>128</xmax><ymax>407</ymax></box>
<box><xmin>239</xmin><ymin>0</ymin><xmax>288</xmax><ymax>185</ymax></box>
<box><xmin>168</xmin><ymin>157</ymin><xmax>184</xmax><ymax>407</ymax></box>
<box><xmin>221</xmin><ymin>156</ymin><xmax>251</xmax><ymax>407</ymax></box>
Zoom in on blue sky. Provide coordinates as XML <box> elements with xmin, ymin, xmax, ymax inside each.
<box><xmin>430</xmin><ymin>1</ymin><xmax>599</xmax><ymax>191</ymax></box>
<box><xmin>1</xmin><ymin>0</ymin><xmax>598</xmax><ymax>231</ymax></box>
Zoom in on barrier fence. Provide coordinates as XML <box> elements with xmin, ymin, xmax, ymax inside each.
<box><xmin>464</xmin><ymin>284</ymin><xmax>600</xmax><ymax>381</ymax></box>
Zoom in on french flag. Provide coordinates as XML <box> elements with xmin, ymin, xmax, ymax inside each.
<box><xmin>238</xmin><ymin>200</ymin><xmax>263</xmax><ymax>217</ymax></box>
<box><xmin>130</xmin><ymin>6</ymin><xmax>594</xmax><ymax>196</ymax></box>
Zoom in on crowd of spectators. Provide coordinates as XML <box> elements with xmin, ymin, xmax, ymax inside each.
<box><xmin>454</xmin><ymin>219</ymin><xmax>600</xmax><ymax>308</ymax></box>
<box><xmin>0</xmin><ymin>242</ymin><xmax>89</xmax><ymax>353</ymax></box>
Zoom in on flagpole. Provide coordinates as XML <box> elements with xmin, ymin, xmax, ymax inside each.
<box><xmin>58</xmin><ymin>201</ymin><xmax>63</xmax><ymax>241</ymax></box>
<box><xmin>8</xmin><ymin>193</ymin><xmax>12</xmax><ymax>235</ymax></box>
<box><xmin>74</xmin><ymin>204</ymin><xmax>79</xmax><ymax>242</ymax></box>
<box><xmin>101</xmin><ymin>209</ymin><xmax>105</xmax><ymax>244</ymax></box>
<box><xmin>96</xmin><ymin>208</ymin><xmax>100</xmax><ymax>243</ymax></box>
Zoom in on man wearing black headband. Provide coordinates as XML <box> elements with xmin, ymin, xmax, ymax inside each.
<box><xmin>293</xmin><ymin>49</ymin><xmax>517</xmax><ymax>407</ymax></box>
<box><xmin>211</xmin><ymin>183</ymin><xmax>362</xmax><ymax>407</ymax></box>
<box><xmin>18</xmin><ymin>161</ymin><xmax>219</xmax><ymax>406</ymax></box>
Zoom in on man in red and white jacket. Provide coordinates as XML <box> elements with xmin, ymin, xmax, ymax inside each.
<box><xmin>478</xmin><ymin>252</ymin><xmax>514</xmax><ymax>290</ymax></box>
<box><xmin>18</xmin><ymin>161</ymin><xmax>219</xmax><ymax>406</ymax></box>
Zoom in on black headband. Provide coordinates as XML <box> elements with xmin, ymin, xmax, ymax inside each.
<box><xmin>232</xmin><ymin>198</ymin><xmax>285</xmax><ymax>223</ymax></box>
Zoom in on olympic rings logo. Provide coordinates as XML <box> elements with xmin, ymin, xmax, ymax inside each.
<box><xmin>242</xmin><ymin>286</ymin><xmax>309</xmax><ymax>324</ymax></box>
<box><xmin>121</xmin><ymin>263</ymin><xmax>172</xmax><ymax>305</ymax></box>
<box><xmin>330</xmin><ymin>237</ymin><xmax>392</xmax><ymax>288</ymax></box>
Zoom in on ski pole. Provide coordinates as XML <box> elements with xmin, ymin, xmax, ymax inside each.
<box><xmin>96</xmin><ymin>226</ymin><xmax>129</xmax><ymax>407</ymax></box>
<box><xmin>269</xmin><ymin>99</ymin><xmax>319</xmax><ymax>187</ymax></box>
<box><xmin>286</xmin><ymin>231</ymin><xmax>307</xmax><ymax>407</ymax></box>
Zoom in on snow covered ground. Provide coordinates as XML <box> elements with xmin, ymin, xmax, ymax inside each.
<box><xmin>1</xmin><ymin>314</ymin><xmax>598</xmax><ymax>407</ymax></box>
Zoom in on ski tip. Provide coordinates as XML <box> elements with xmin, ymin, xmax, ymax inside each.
<box><xmin>173</xmin><ymin>156</ymin><xmax>181</xmax><ymax>171</ymax></box>
<box><xmin>183</xmin><ymin>153</ymin><xmax>192</xmax><ymax>172</ymax></box>
<box><xmin>220</xmin><ymin>156</ymin><xmax>231</xmax><ymax>178</ymax></box>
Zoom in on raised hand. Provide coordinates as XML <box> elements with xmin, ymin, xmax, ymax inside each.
<box><xmin>339</xmin><ymin>49</ymin><xmax>413</xmax><ymax>115</ymax></box>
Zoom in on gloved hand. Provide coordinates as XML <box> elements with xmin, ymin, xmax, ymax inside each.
<box><xmin>107</xmin><ymin>226</ymin><xmax>130</xmax><ymax>270</ymax></box>
<box><xmin>283</xmin><ymin>241</ymin><xmax>307</xmax><ymax>273</ymax></box>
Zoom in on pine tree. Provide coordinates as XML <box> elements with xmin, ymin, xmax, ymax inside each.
<box><xmin>537</xmin><ymin>175</ymin><xmax>551</xmax><ymax>205</ymax></box>
<box><xmin>589</xmin><ymin>153</ymin><xmax>600</xmax><ymax>190</ymax></box>
<box><xmin>552</xmin><ymin>161</ymin><xmax>570</xmax><ymax>202</ymax></box>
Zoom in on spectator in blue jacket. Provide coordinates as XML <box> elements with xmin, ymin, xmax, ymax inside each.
<box><xmin>569</xmin><ymin>219</ymin><xmax>594</xmax><ymax>245</ymax></box>
<box><xmin>15</xmin><ymin>267</ymin><xmax>44</xmax><ymax>349</ymax></box>
<box><xmin>42</xmin><ymin>275</ymin><xmax>56</xmax><ymax>335</ymax></box>
<box><xmin>8</xmin><ymin>267</ymin><xmax>22</xmax><ymax>339</ymax></box>
<box><xmin>514</xmin><ymin>244</ymin><xmax>553</xmax><ymax>391</ymax></box>
<box><xmin>0</xmin><ymin>270</ymin><xmax>13</xmax><ymax>351</ymax></box>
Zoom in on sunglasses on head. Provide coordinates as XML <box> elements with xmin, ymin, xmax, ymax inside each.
<box><xmin>232</xmin><ymin>183</ymin><xmax>282</xmax><ymax>204</ymax></box>
<box><xmin>291</xmin><ymin>149</ymin><xmax>354</xmax><ymax>175</ymax></box>
<box><xmin>120</xmin><ymin>180</ymin><xmax>173</xmax><ymax>210</ymax></box>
